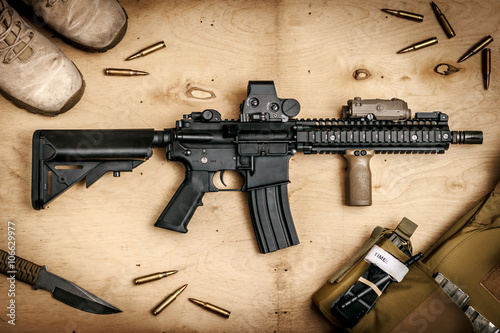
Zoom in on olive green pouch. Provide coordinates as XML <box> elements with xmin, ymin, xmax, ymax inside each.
<box><xmin>312</xmin><ymin>181</ymin><xmax>500</xmax><ymax>332</ymax></box>
<box><xmin>312</xmin><ymin>219</ymin><xmax>476</xmax><ymax>332</ymax></box>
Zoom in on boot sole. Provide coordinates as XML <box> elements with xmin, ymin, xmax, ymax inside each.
<box><xmin>0</xmin><ymin>67</ymin><xmax>86</xmax><ymax>116</ymax></box>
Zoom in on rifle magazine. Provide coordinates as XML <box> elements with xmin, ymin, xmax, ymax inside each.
<box><xmin>247</xmin><ymin>184</ymin><xmax>299</xmax><ymax>254</ymax></box>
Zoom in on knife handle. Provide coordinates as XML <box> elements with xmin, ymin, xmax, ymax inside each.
<box><xmin>0</xmin><ymin>249</ymin><xmax>42</xmax><ymax>286</ymax></box>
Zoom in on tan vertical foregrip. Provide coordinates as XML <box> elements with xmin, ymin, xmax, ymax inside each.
<box><xmin>343</xmin><ymin>150</ymin><xmax>374</xmax><ymax>206</ymax></box>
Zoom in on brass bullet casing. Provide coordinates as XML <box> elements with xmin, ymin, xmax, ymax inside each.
<box><xmin>126</xmin><ymin>41</ymin><xmax>166</xmax><ymax>61</ymax></box>
<box><xmin>381</xmin><ymin>9</ymin><xmax>423</xmax><ymax>22</ymax></box>
<box><xmin>458</xmin><ymin>35</ymin><xmax>494</xmax><ymax>63</ymax></box>
<box><xmin>104</xmin><ymin>68</ymin><xmax>149</xmax><ymax>76</ymax></box>
<box><xmin>134</xmin><ymin>270</ymin><xmax>178</xmax><ymax>285</ymax></box>
<box><xmin>152</xmin><ymin>284</ymin><xmax>188</xmax><ymax>316</ymax></box>
<box><xmin>482</xmin><ymin>48</ymin><xmax>491</xmax><ymax>90</ymax></box>
<box><xmin>397</xmin><ymin>37</ymin><xmax>438</xmax><ymax>54</ymax></box>
<box><xmin>431</xmin><ymin>2</ymin><xmax>455</xmax><ymax>38</ymax></box>
<box><xmin>189</xmin><ymin>298</ymin><xmax>231</xmax><ymax>318</ymax></box>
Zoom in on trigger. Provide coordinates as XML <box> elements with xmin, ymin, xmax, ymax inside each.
<box><xmin>220</xmin><ymin>170</ymin><xmax>227</xmax><ymax>187</ymax></box>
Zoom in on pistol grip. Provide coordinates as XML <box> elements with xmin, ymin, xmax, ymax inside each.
<box><xmin>154</xmin><ymin>170</ymin><xmax>209</xmax><ymax>233</ymax></box>
<box><xmin>343</xmin><ymin>149</ymin><xmax>374</xmax><ymax>206</ymax></box>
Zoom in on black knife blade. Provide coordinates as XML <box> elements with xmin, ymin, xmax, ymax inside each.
<box><xmin>0</xmin><ymin>249</ymin><xmax>121</xmax><ymax>314</ymax></box>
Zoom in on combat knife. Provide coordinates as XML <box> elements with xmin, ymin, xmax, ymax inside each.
<box><xmin>0</xmin><ymin>249</ymin><xmax>121</xmax><ymax>314</ymax></box>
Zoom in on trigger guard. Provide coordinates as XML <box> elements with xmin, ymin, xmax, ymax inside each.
<box><xmin>220</xmin><ymin>170</ymin><xmax>227</xmax><ymax>187</ymax></box>
<box><xmin>207</xmin><ymin>171</ymin><xmax>220</xmax><ymax>192</ymax></box>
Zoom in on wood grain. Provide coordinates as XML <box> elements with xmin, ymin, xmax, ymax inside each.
<box><xmin>0</xmin><ymin>0</ymin><xmax>499</xmax><ymax>332</ymax></box>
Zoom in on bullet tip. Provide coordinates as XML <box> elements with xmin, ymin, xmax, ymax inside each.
<box><xmin>165</xmin><ymin>270</ymin><xmax>178</xmax><ymax>275</ymax></box>
<box><xmin>126</xmin><ymin>54</ymin><xmax>141</xmax><ymax>61</ymax></box>
<box><xmin>381</xmin><ymin>8</ymin><xmax>398</xmax><ymax>15</ymax></box>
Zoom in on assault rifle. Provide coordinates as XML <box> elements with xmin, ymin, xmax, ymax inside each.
<box><xmin>31</xmin><ymin>81</ymin><xmax>483</xmax><ymax>253</ymax></box>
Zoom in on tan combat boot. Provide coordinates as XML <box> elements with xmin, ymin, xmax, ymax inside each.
<box><xmin>18</xmin><ymin>0</ymin><xmax>128</xmax><ymax>52</ymax></box>
<box><xmin>0</xmin><ymin>0</ymin><xmax>85</xmax><ymax>115</ymax></box>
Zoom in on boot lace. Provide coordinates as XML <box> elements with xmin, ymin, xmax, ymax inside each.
<box><xmin>0</xmin><ymin>8</ymin><xmax>34</xmax><ymax>63</ymax></box>
<box><xmin>46</xmin><ymin>0</ymin><xmax>69</xmax><ymax>7</ymax></box>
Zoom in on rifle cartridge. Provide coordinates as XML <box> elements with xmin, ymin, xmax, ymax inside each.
<box><xmin>397</xmin><ymin>37</ymin><xmax>438</xmax><ymax>54</ymax></box>
<box><xmin>381</xmin><ymin>9</ymin><xmax>423</xmax><ymax>22</ymax></box>
<box><xmin>134</xmin><ymin>270</ymin><xmax>178</xmax><ymax>285</ymax></box>
<box><xmin>189</xmin><ymin>298</ymin><xmax>231</xmax><ymax>318</ymax></box>
<box><xmin>105</xmin><ymin>68</ymin><xmax>149</xmax><ymax>76</ymax></box>
<box><xmin>458</xmin><ymin>35</ymin><xmax>493</xmax><ymax>63</ymax></box>
<box><xmin>482</xmin><ymin>48</ymin><xmax>491</xmax><ymax>90</ymax></box>
<box><xmin>431</xmin><ymin>2</ymin><xmax>455</xmax><ymax>38</ymax></box>
<box><xmin>126</xmin><ymin>41</ymin><xmax>166</xmax><ymax>61</ymax></box>
<box><xmin>152</xmin><ymin>284</ymin><xmax>187</xmax><ymax>315</ymax></box>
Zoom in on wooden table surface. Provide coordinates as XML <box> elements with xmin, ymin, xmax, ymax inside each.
<box><xmin>1</xmin><ymin>0</ymin><xmax>499</xmax><ymax>332</ymax></box>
